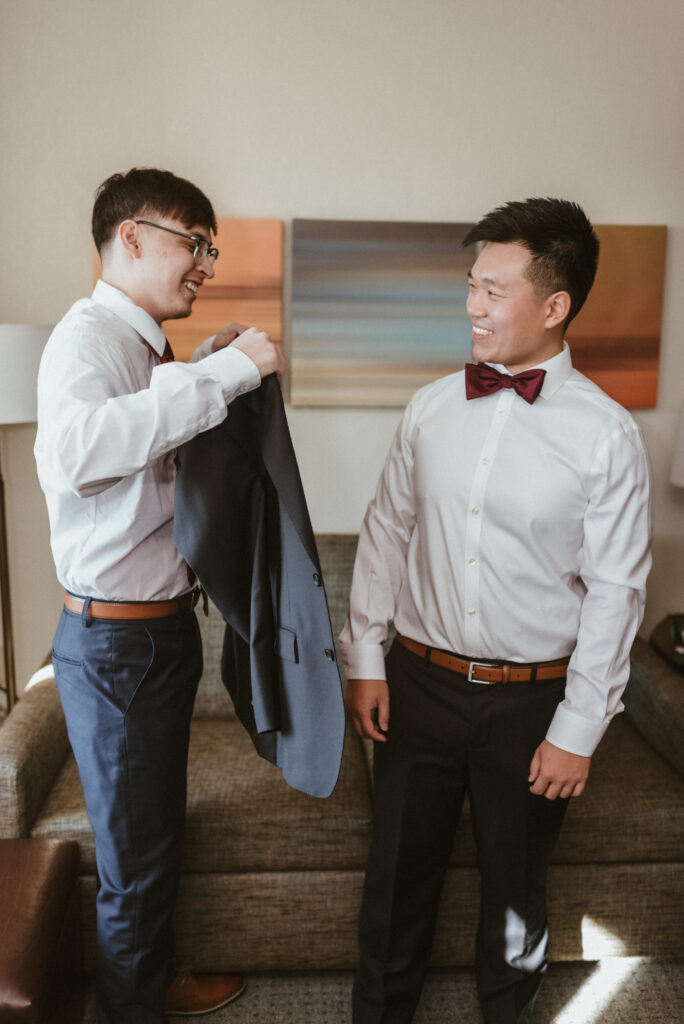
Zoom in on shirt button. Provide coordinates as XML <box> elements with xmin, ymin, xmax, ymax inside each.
<box><xmin>472</xmin><ymin>507</ymin><xmax>480</xmax><ymax>515</ymax></box>
<box><xmin>324</xmin><ymin>648</ymin><xmax>335</xmax><ymax>661</ymax></box>
<box><xmin>313</xmin><ymin>573</ymin><xmax>322</xmax><ymax>586</ymax></box>
<box><xmin>468</xmin><ymin>609</ymin><xmax>477</xmax><ymax>616</ymax></box>
<box><xmin>482</xmin><ymin>457</ymin><xmax>490</xmax><ymax>464</ymax></box>
<box><xmin>468</xmin><ymin>558</ymin><xmax>477</xmax><ymax>565</ymax></box>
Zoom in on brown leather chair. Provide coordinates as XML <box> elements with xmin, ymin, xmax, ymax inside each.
<box><xmin>0</xmin><ymin>838</ymin><xmax>81</xmax><ymax>1023</ymax></box>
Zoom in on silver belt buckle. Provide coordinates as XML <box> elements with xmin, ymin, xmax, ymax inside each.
<box><xmin>467</xmin><ymin>660</ymin><xmax>498</xmax><ymax>685</ymax></box>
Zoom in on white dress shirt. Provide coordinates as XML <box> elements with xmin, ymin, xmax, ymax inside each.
<box><xmin>339</xmin><ymin>343</ymin><xmax>653</xmax><ymax>756</ymax></box>
<box><xmin>35</xmin><ymin>280</ymin><xmax>261</xmax><ymax>602</ymax></box>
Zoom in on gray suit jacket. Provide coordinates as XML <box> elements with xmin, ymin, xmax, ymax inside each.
<box><xmin>173</xmin><ymin>375</ymin><xmax>345</xmax><ymax>798</ymax></box>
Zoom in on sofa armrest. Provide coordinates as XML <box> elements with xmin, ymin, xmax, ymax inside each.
<box><xmin>623</xmin><ymin>635</ymin><xmax>684</xmax><ymax>780</ymax></box>
<box><xmin>0</xmin><ymin>673</ymin><xmax>70</xmax><ymax>837</ymax></box>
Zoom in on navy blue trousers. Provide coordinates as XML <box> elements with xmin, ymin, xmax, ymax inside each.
<box><xmin>51</xmin><ymin>602</ymin><xmax>202</xmax><ymax>1024</ymax></box>
<box><xmin>352</xmin><ymin>640</ymin><xmax>569</xmax><ymax>1024</ymax></box>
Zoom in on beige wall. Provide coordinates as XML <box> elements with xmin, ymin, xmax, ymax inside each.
<box><xmin>1</xmin><ymin>0</ymin><xmax>683</xmax><ymax>691</ymax></box>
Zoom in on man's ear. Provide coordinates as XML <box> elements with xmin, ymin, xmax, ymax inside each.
<box><xmin>119</xmin><ymin>219</ymin><xmax>141</xmax><ymax>259</ymax></box>
<box><xmin>545</xmin><ymin>291</ymin><xmax>571</xmax><ymax>330</ymax></box>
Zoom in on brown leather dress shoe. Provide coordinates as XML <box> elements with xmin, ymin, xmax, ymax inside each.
<box><xmin>165</xmin><ymin>971</ymin><xmax>246</xmax><ymax>1016</ymax></box>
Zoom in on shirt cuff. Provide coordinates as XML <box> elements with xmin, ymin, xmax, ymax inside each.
<box><xmin>339</xmin><ymin>642</ymin><xmax>387</xmax><ymax>681</ymax></box>
<box><xmin>199</xmin><ymin>344</ymin><xmax>262</xmax><ymax>402</ymax></box>
<box><xmin>545</xmin><ymin>704</ymin><xmax>611</xmax><ymax>757</ymax></box>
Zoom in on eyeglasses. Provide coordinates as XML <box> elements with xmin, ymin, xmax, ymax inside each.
<box><xmin>134</xmin><ymin>220</ymin><xmax>219</xmax><ymax>265</ymax></box>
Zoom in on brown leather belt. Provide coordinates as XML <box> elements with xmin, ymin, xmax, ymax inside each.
<box><xmin>397</xmin><ymin>634</ymin><xmax>569</xmax><ymax>685</ymax></box>
<box><xmin>64</xmin><ymin>590</ymin><xmax>199</xmax><ymax>620</ymax></box>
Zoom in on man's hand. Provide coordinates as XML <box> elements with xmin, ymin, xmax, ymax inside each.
<box><xmin>345</xmin><ymin>678</ymin><xmax>389</xmax><ymax>743</ymax></box>
<box><xmin>212</xmin><ymin>322</ymin><xmax>286</xmax><ymax>378</ymax></box>
<box><xmin>528</xmin><ymin>739</ymin><xmax>591</xmax><ymax>800</ymax></box>
<box><xmin>211</xmin><ymin>322</ymin><xmax>248</xmax><ymax>351</ymax></box>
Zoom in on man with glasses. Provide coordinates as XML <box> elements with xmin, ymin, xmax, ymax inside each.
<box><xmin>35</xmin><ymin>167</ymin><xmax>284</xmax><ymax>1023</ymax></box>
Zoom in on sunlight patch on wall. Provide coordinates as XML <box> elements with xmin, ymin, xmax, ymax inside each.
<box><xmin>580</xmin><ymin>915</ymin><xmax>628</xmax><ymax>958</ymax></box>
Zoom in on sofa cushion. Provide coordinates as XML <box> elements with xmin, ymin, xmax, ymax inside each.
<box><xmin>443</xmin><ymin>714</ymin><xmax>684</xmax><ymax>867</ymax></box>
<box><xmin>0</xmin><ymin>679</ymin><xmax>70</xmax><ymax>838</ymax></box>
<box><xmin>182</xmin><ymin>720</ymin><xmax>372</xmax><ymax>872</ymax></box>
<box><xmin>315</xmin><ymin>535</ymin><xmax>359</xmax><ymax>644</ymax></box>
<box><xmin>35</xmin><ymin>698</ymin><xmax>683</xmax><ymax>873</ymax></box>
<box><xmin>552</xmin><ymin>714</ymin><xmax>684</xmax><ymax>863</ymax></box>
<box><xmin>431</xmin><ymin>861</ymin><xmax>684</xmax><ymax>964</ymax></box>
<box><xmin>78</xmin><ymin>869</ymin><xmax>367</xmax><ymax>974</ymax></box>
<box><xmin>623</xmin><ymin>636</ymin><xmax>684</xmax><ymax>779</ymax></box>
<box><xmin>192</xmin><ymin>604</ymin><xmax>236</xmax><ymax>721</ymax></box>
<box><xmin>31</xmin><ymin>718</ymin><xmax>373</xmax><ymax>874</ymax></box>
<box><xmin>29</xmin><ymin>755</ymin><xmax>91</xmax><ymax>854</ymax></box>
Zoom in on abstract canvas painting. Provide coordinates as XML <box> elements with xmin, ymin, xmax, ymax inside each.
<box><xmin>291</xmin><ymin>219</ymin><xmax>475</xmax><ymax>406</ymax></box>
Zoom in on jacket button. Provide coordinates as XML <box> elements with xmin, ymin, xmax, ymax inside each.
<box><xmin>324</xmin><ymin>648</ymin><xmax>335</xmax><ymax>661</ymax></box>
<box><xmin>313</xmin><ymin>573</ymin><xmax>322</xmax><ymax>586</ymax></box>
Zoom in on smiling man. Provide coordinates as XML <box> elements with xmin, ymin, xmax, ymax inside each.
<box><xmin>35</xmin><ymin>168</ymin><xmax>284</xmax><ymax>1024</ymax></box>
<box><xmin>341</xmin><ymin>198</ymin><xmax>652</xmax><ymax>1024</ymax></box>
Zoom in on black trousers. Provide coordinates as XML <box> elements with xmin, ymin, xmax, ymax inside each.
<box><xmin>352</xmin><ymin>640</ymin><xmax>569</xmax><ymax>1024</ymax></box>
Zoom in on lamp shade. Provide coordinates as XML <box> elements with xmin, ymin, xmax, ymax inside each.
<box><xmin>0</xmin><ymin>324</ymin><xmax>53</xmax><ymax>425</ymax></box>
<box><xmin>671</xmin><ymin>401</ymin><xmax>684</xmax><ymax>488</ymax></box>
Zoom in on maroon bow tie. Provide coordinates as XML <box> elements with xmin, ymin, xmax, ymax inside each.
<box><xmin>465</xmin><ymin>362</ymin><xmax>546</xmax><ymax>405</ymax></box>
<box><xmin>160</xmin><ymin>339</ymin><xmax>175</xmax><ymax>364</ymax></box>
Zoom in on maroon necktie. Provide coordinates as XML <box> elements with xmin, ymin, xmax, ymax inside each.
<box><xmin>465</xmin><ymin>362</ymin><xmax>546</xmax><ymax>405</ymax></box>
<box><xmin>159</xmin><ymin>335</ymin><xmax>193</xmax><ymax>590</ymax></box>
<box><xmin>160</xmin><ymin>339</ymin><xmax>175</xmax><ymax>363</ymax></box>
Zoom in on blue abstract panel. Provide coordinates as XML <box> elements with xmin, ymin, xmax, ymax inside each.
<box><xmin>292</xmin><ymin>219</ymin><xmax>475</xmax><ymax>406</ymax></box>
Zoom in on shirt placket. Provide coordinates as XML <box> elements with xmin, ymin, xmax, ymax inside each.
<box><xmin>463</xmin><ymin>390</ymin><xmax>515</xmax><ymax>653</ymax></box>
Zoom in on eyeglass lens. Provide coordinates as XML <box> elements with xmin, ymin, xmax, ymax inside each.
<box><xmin>194</xmin><ymin>240</ymin><xmax>219</xmax><ymax>265</ymax></box>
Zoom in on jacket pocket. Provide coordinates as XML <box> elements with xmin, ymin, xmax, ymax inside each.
<box><xmin>276</xmin><ymin>625</ymin><xmax>299</xmax><ymax>664</ymax></box>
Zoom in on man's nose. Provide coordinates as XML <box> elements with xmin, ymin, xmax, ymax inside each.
<box><xmin>466</xmin><ymin>289</ymin><xmax>482</xmax><ymax>318</ymax></box>
<box><xmin>198</xmin><ymin>254</ymin><xmax>216</xmax><ymax>279</ymax></box>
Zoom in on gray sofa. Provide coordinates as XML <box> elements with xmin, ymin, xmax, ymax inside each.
<box><xmin>0</xmin><ymin>535</ymin><xmax>682</xmax><ymax>974</ymax></box>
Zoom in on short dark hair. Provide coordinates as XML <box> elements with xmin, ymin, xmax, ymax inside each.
<box><xmin>92</xmin><ymin>167</ymin><xmax>217</xmax><ymax>255</ymax></box>
<box><xmin>462</xmin><ymin>197</ymin><xmax>599</xmax><ymax>327</ymax></box>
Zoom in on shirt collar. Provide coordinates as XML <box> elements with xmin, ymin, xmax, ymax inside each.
<box><xmin>92</xmin><ymin>279</ymin><xmax>167</xmax><ymax>358</ymax></box>
<box><xmin>488</xmin><ymin>340</ymin><xmax>573</xmax><ymax>401</ymax></box>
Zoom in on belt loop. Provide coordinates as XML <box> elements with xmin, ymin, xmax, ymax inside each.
<box><xmin>81</xmin><ymin>597</ymin><xmax>92</xmax><ymax>628</ymax></box>
<box><xmin>423</xmin><ymin>645</ymin><xmax>432</xmax><ymax>666</ymax></box>
<box><xmin>529</xmin><ymin>663</ymin><xmax>537</xmax><ymax>682</ymax></box>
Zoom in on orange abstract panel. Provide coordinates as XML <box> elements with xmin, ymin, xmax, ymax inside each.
<box><xmin>93</xmin><ymin>218</ymin><xmax>283</xmax><ymax>363</ymax></box>
<box><xmin>566</xmin><ymin>225</ymin><xmax>666</xmax><ymax>408</ymax></box>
